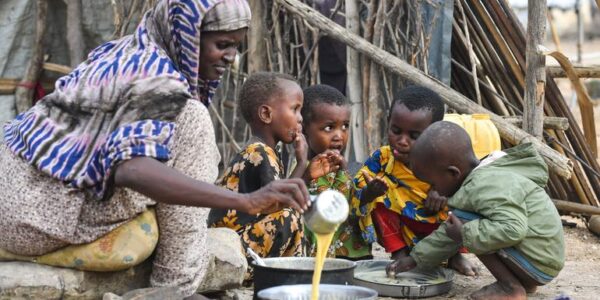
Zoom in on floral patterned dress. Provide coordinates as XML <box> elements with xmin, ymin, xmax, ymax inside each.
<box><xmin>208</xmin><ymin>142</ymin><xmax>304</xmax><ymax>278</ymax></box>
<box><xmin>304</xmin><ymin>170</ymin><xmax>371</xmax><ymax>259</ymax></box>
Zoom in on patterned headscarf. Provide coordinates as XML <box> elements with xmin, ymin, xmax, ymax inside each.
<box><xmin>3</xmin><ymin>0</ymin><xmax>250</xmax><ymax>200</ymax></box>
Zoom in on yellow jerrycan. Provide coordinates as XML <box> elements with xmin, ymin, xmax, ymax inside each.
<box><xmin>443</xmin><ymin>114</ymin><xmax>501</xmax><ymax>159</ymax></box>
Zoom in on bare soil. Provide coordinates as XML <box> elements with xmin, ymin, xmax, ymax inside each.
<box><xmin>221</xmin><ymin>216</ymin><xmax>600</xmax><ymax>300</ymax></box>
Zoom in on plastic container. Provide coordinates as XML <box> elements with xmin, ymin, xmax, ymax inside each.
<box><xmin>443</xmin><ymin>114</ymin><xmax>501</xmax><ymax>159</ymax></box>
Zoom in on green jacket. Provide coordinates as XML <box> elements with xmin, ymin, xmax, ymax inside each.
<box><xmin>410</xmin><ymin>143</ymin><xmax>565</xmax><ymax>277</ymax></box>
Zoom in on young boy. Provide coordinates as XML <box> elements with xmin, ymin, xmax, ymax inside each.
<box><xmin>301</xmin><ymin>84</ymin><xmax>371</xmax><ymax>259</ymax></box>
<box><xmin>208</xmin><ymin>72</ymin><xmax>304</xmax><ymax>260</ymax></box>
<box><xmin>208</xmin><ymin>72</ymin><xmax>339</xmax><ymax>270</ymax></box>
<box><xmin>352</xmin><ymin>85</ymin><xmax>476</xmax><ymax>275</ymax></box>
<box><xmin>388</xmin><ymin>121</ymin><xmax>565</xmax><ymax>300</ymax></box>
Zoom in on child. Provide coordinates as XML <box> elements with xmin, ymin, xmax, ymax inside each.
<box><xmin>208</xmin><ymin>72</ymin><xmax>338</xmax><ymax>268</ymax></box>
<box><xmin>388</xmin><ymin>121</ymin><xmax>565</xmax><ymax>300</ymax></box>
<box><xmin>208</xmin><ymin>72</ymin><xmax>306</xmax><ymax>261</ymax></box>
<box><xmin>301</xmin><ymin>84</ymin><xmax>371</xmax><ymax>259</ymax></box>
<box><xmin>352</xmin><ymin>85</ymin><xmax>476</xmax><ymax>275</ymax></box>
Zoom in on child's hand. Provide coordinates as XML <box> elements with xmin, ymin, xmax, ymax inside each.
<box><xmin>306</xmin><ymin>150</ymin><xmax>342</xmax><ymax>180</ymax></box>
<box><xmin>423</xmin><ymin>190</ymin><xmax>448</xmax><ymax>214</ymax></box>
<box><xmin>386</xmin><ymin>256</ymin><xmax>417</xmax><ymax>277</ymax></box>
<box><xmin>361</xmin><ymin>170</ymin><xmax>388</xmax><ymax>203</ymax></box>
<box><xmin>445</xmin><ymin>212</ymin><xmax>463</xmax><ymax>243</ymax></box>
<box><xmin>327</xmin><ymin>150</ymin><xmax>347</xmax><ymax>170</ymax></box>
<box><xmin>293</xmin><ymin>131</ymin><xmax>308</xmax><ymax>163</ymax></box>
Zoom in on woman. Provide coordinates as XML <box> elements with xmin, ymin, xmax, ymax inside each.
<box><xmin>0</xmin><ymin>0</ymin><xmax>309</xmax><ymax>298</ymax></box>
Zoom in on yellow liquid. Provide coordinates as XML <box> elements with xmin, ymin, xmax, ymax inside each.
<box><xmin>311</xmin><ymin>231</ymin><xmax>335</xmax><ymax>300</ymax></box>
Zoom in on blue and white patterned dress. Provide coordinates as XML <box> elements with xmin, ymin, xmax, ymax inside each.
<box><xmin>0</xmin><ymin>0</ymin><xmax>250</xmax><ymax>297</ymax></box>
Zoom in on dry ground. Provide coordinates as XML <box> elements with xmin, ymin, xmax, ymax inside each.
<box><xmin>220</xmin><ymin>216</ymin><xmax>600</xmax><ymax>300</ymax></box>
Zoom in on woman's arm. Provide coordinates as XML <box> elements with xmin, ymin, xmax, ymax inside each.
<box><xmin>114</xmin><ymin>157</ymin><xmax>309</xmax><ymax>215</ymax></box>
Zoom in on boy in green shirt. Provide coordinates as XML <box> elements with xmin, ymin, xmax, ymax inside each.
<box><xmin>388</xmin><ymin>121</ymin><xmax>565</xmax><ymax>300</ymax></box>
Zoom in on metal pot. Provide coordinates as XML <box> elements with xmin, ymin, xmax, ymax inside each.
<box><xmin>252</xmin><ymin>257</ymin><xmax>356</xmax><ymax>296</ymax></box>
<box><xmin>257</xmin><ymin>284</ymin><xmax>377</xmax><ymax>300</ymax></box>
<box><xmin>353</xmin><ymin>260</ymin><xmax>454</xmax><ymax>298</ymax></box>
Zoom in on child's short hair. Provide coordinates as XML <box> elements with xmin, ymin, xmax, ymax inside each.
<box><xmin>301</xmin><ymin>84</ymin><xmax>349</xmax><ymax>123</ymax></box>
<box><xmin>388</xmin><ymin>85</ymin><xmax>445</xmax><ymax>122</ymax></box>
<box><xmin>239</xmin><ymin>72</ymin><xmax>297</xmax><ymax>123</ymax></box>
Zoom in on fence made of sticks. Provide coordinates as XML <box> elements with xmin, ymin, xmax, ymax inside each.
<box><xmin>4</xmin><ymin>0</ymin><xmax>600</xmax><ymax>213</ymax></box>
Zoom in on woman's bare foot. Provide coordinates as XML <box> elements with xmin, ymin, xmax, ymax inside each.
<box><xmin>448</xmin><ymin>253</ymin><xmax>478</xmax><ymax>276</ymax></box>
<box><xmin>467</xmin><ymin>281</ymin><xmax>526</xmax><ymax>300</ymax></box>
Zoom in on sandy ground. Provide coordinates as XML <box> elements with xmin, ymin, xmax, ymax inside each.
<box><xmin>376</xmin><ymin>216</ymin><xmax>600</xmax><ymax>300</ymax></box>
<box><xmin>215</xmin><ymin>215</ymin><xmax>600</xmax><ymax>300</ymax></box>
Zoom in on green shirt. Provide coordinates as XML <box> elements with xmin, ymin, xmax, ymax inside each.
<box><xmin>410</xmin><ymin>143</ymin><xmax>565</xmax><ymax>277</ymax></box>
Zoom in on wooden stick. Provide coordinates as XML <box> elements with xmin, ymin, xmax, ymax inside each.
<box><xmin>523</xmin><ymin>0</ymin><xmax>547</xmax><ymax>139</ymax></box>
<box><xmin>546</xmin><ymin>51</ymin><xmax>597</xmax><ymax>156</ymax></box>
<box><xmin>345</xmin><ymin>0</ymin><xmax>366</xmax><ymax>161</ymax></box>
<box><xmin>547</xmin><ymin>9</ymin><xmax>562</xmax><ymax>52</ymax></box>
<box><xmin>15</xmin><ymin>0</ymin><xmax>48</xmax><ymax>113</ymax></box>
<box><xmin>503</xmin><ymin>116</ymin><xmax>569</xmax><ymax>131</ymax></box>
<box><xmin>65</xmin><ymin>0</ymin><xmax>85</xmax><ymax>67</ymax></box>
<box><xmin>456</xmin><ymin>0</ymin><xmax>481</xmax><ymax>105</ymax></box>
<box><xmin>43</xmin><ymin>63</ymin><xmax>71</xmax><ymax>74</ymax></box>
<box><xmin>248</xmin><ymin>0</ymin><xmax>267</xmax><ymax>73</ymax></box>
<box><xmin>547</xmin><ymin>65</ymin><xmax>600</xmax><ymax>78</ymax></box>
<box><xmin>553</xmin><ymin>199</ymin><xmax>600</xmax><ymax>215</ymax></box>
<box><xmin>274</xmin><ymin>0</ymin><xmax>573</xmax><ymax>178</ymax></box>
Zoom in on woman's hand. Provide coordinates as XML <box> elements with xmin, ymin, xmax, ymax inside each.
<box><xmin>244</xmin><ymin>178</ymin><xmax>310</xmax><ymax>215</ymax></box>
<box><xmin>360</xmin><ymin>170</ymin><xmax>388</xmax><ymax>204</ymax></box>
<box><xmin>386</xmin><ymin>256</ymin><xmax>417</xmax><ymax>277</ymax></box>
<box><xmin>423</xmin><ymin>190</ymin><xmax>448</xmax><ymax>214</ymax></box>
<box><xmin>114</xmin><ymin>157</ymin><xmax>309</xmax><ymax>213</ymax></box>
<box><xmin>445</xmin><ymin>212</ymin><xmax>463</xmax><ymax>243</ymax></box>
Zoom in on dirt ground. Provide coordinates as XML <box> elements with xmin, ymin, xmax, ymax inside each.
<box><xmin>376</xmin><ymin>216</ymin><xmax>600</xmax><ymax>300</ymax></box>
<box><xmin>222</xmin><ymin>215</ymin><xmax>600</xmax><ymax>300</ymax></box>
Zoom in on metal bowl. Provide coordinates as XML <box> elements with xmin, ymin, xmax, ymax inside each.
<box><xmin>353</xmin><ymin>260</ymin><xmax>454</xmax><ymax>298</ymax></box>
<box><xmin>257</xmin><ymin>284</ymin><xmax>378</xmax><ymax>300</ymax></box>
<box><xmin>253</xmin><ymin>257</ymin><xmax>356</xmax><ymax>296</ymax></box>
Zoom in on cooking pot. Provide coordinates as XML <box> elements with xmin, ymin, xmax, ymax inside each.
<box><xmin>252</xmin><ymin>257</ymin><xmax>356</xmax><ymax>296</ymax></box>
<box><xmin>257</xmin><ymin>284</ymin><xmax>377</xmax><ymax>300</ymax></box>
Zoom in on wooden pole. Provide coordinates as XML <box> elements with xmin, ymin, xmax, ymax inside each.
<box><xmin>547</xmin><ymin>65</ymin><xmax>600</xmax><ymax>78</ymax></box>
<box><xmin>503</xmin><ymin>116</ymin><xmax>569</xmax><ymax>131</ymax></box>
<box><xmin>15</xmin><ymin>0</ymin><xmax>48</xmax><ymax>113</ymax></box>
<box><xmin>553</xmin><ymin>199</ymin><xmax>600</xmax><ymax>215</ymax></box>
<box><xmin>248</xmin><ymin>0</ymin><xmax>267</xmax><ymax>73</ymax></box>
<box><xmin>523</xmin><ymin>0</ymin><xmax>547</xmax><ymax>139</ymax></box>
<box><xmin>345</xmin><ymin>0</ymin><xmax>366</xmax><ymax>161</ymax></box>
<box><xmin>274</xmin><ymin>0</ymin><xmax>573</xmax><ymax>179</ymax></box>
<box><xmin>547</xmin><ymin>9</ymin><xmax>562</xmax><ymax>52</ymax></box>
<box><xmin>64</xmin><ymin>0</ymin><xmax>85</xmax><ymax>67</ymax></box>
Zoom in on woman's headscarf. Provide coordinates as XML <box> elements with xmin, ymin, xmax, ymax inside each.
<box><xmin>3</xmin><ymin>0</ymin><xmax>250</xmax><ymax>200</ymax></box>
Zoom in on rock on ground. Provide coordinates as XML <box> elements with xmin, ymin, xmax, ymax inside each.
<box><xmin>0</xmin><ymin>227</ymin><xmax>247</xmax><ymax>300</ymax></box>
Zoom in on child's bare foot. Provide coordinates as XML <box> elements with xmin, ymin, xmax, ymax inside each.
<box><xmin>390</xmin><ymin>248</ymin><xmax>409</xmax><ymax>261</ymax></box>
<box><xmin>525</xmin><ymin>285</ymin><xmax>537</xmax><ymax>294</ymax></box>
<box><xmin>467</xmin><ymin>281</ymin><xmax>526</xmax><ymax>300</ymax></box>
<box><xmin>185</xmin><ymin>294</ymin><xmax>211</xmax><ymax>300</ymax></box>
<box><xmin>448</xmin><ymin>253</ymin><xmax>478</xmax><ymax>276</ymax></box>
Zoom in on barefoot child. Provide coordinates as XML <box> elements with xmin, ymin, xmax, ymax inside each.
<box><xmin>209</xmin><ymin>72</ymin><xmax>336</xmax><ymax>268</ymax></box>
<box><xmin>388</xmin><ymin>121</ymin><xmax>565</xmax><ymax>300</ymax></box>
<box><xmin>301</xmin><ymin>84</ymin><xmax>371</xmax><ymax>259</ymax></box>
<box><xmin>352</xmin><ymin>86</ymin><xmax>476</xmax><ymax>275</ymax></box>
